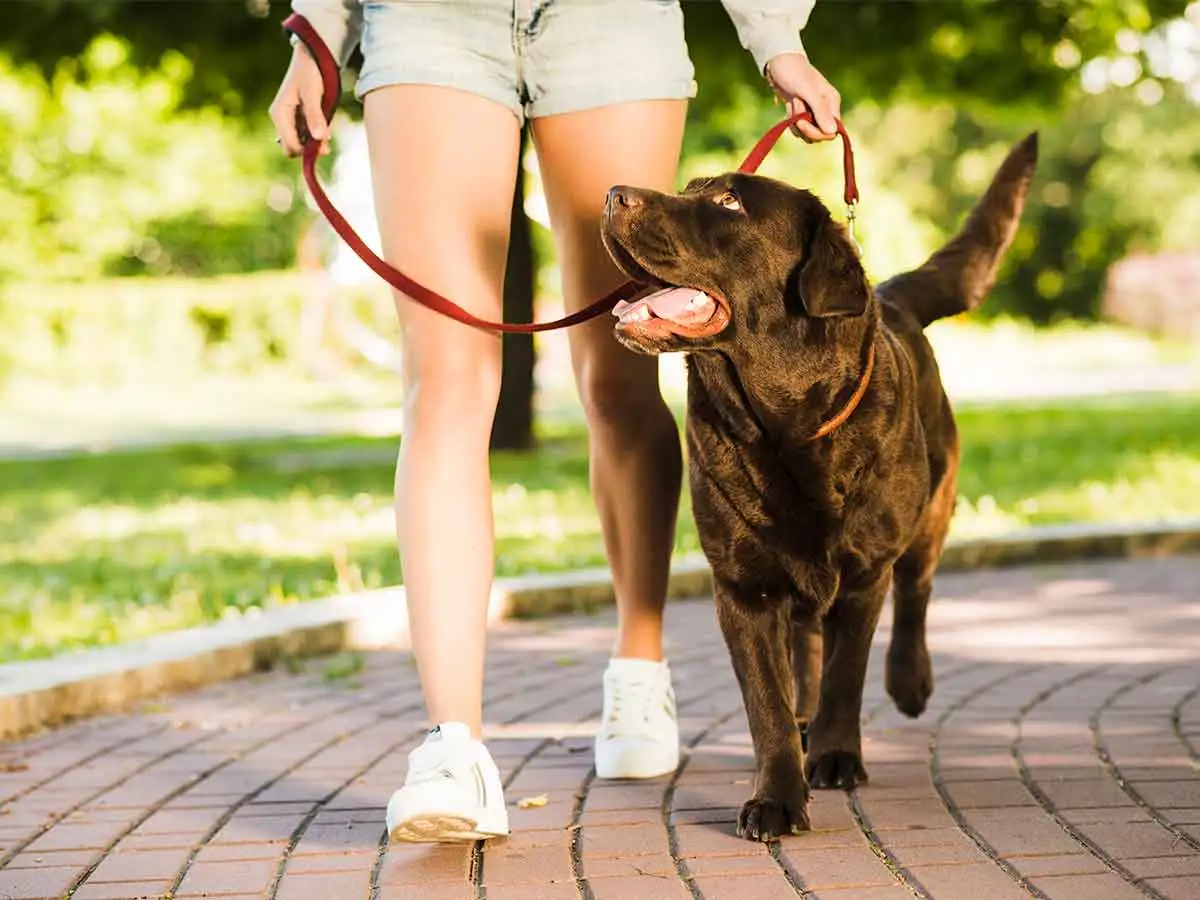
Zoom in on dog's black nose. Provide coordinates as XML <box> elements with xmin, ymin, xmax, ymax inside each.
<box><xmin>607</xmin><ymin>186</ymin><xmax>643</xmax><ymax>210</ymax></box>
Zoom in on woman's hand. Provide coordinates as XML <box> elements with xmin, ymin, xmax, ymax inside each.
<box><xmin>764</xmin><ymin>52</ymin><xmax>842</xmax><ymax>143</ymax></box>
<box><xmin>269</xmin><ymin>45</ymin><xmax>332</xmax><ymax>157</ymax></box>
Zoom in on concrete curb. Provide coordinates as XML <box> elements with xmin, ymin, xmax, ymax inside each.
<box><xmin>493</xmin><ymin>519</ymin><xmax>1200</xmax><ymax>619</ymax></box>
<box><xmin>3</xmin><ymin>518</ymin><xmax>1198</xmax><ymax>741</ymax></box>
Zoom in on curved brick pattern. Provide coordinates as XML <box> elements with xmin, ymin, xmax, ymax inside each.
<box><xmin>0</xmin><ymin>555</ymin><xmax>1198</xmax><ymax>899</ymax></box>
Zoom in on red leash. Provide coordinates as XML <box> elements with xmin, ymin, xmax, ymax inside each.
<box><xmin>282</xmin><ymin>12</ymin><xmax>860</xmax><ymax>335</ymax></box>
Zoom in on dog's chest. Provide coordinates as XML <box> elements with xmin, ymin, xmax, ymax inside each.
<box><xmin>683</xmin><ymin>365</ymin><xmax>928</xmax><ymax>589</ymax></box>
<box><xmin>684</xmin><ymin>388</ymin><xmax>839</xmax><ymax>566</ymax></box>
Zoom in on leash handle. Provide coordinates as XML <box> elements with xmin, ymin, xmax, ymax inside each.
<box><xmin>280</xmin><ymin>12</ymin><xmax>861</xmax><ymax>334</ymax></box>
<box><xmin>737</xmin><ymin>112</ymin><xmax>859</xmax><ymax>208</ymax></box>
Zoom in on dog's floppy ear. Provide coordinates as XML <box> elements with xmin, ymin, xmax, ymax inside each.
<box><xmin>793</xmin><ymin>215</ymin><xmax>870</xmax><ymax>318</ymax></box>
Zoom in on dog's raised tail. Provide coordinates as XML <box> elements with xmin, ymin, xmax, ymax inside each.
<box><xmin>877</xmin><ymin>132</ymin><xmax>1039</xmax><ymax>328</ymax></box>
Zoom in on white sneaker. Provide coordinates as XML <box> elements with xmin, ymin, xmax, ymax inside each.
<box><xmin>594</xmin><ymin>658</ymin><xmax>680</xmax><ymax>780</ymax></box>
<box><xmin>386</xmin><ymin>722</ymin><xmax>510</xmax><ymax>843</ymax></box>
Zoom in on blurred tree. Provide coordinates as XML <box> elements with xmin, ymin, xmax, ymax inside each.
<box><xmin>2</xmin><ymin>1</ymin><xmax>1188</xmax><ymax>116</ymax></box>
<box><xmin>995</xmin><ymin>79</ymin><xmax>1200</xmax><ymax>322</ymax></box>
<box><xmin>826</xmin><ymin>79</ymin><xmax>1200</xmax><ymax>323</ymax></box>
<box><xmin>492</xmin><ymin>129</ymin><xmax>536</xmax><ymax>452</ymax></box>
<box><xmin>0</xmin><ymin>0</ymin><xmax>285</xmax><ymax>118</ymax></box>
<box><xmin>0</xmin><ymin>37</ymin><xmax>306</xmax><ymax>280</ymax></box>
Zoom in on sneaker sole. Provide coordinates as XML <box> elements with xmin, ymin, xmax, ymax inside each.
<box><xmin>595</xmin><ymin>760</ymin><xmax>679</xmax><ymax>780</ymax></box>
<box><xmin>388</xmin><ymin>812</ymin><xmax>508</xmax><ymax>844</ymax></box>
<box><xmin>595</xmin><ymin>746</ymin><xmax>680</xmax><ymax>781</ymax></box>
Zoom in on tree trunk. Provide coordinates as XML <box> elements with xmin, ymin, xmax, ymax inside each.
<box><xmin>490</xmin><ymin>127</ymin><xmax>537</xmax><ymax>451</ymax></box>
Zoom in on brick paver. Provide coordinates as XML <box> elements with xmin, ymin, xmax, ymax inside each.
<box><xmin>1</xmin><ymin>555</ymin><xmax>1198</xmax><ymax>899</ymax></box>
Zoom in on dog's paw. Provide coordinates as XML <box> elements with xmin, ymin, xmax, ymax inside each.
<box><xmin>806</xmin><ymin>750</ymin><xmax>868</xmax><ymax>791</ymax></box>
<box><xmin>886</xmin><ymin>645</ymin><xmax>933</xmax><ymax>719</ymax></box>
<box><xmin>736</xmin><ymin>794</ymin><xmax>811</xmax><ymax>842</ymax></box>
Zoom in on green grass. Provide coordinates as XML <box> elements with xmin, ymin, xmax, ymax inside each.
<box><xmin>2</xmin><ymin>394</ymin><xmax>1199</xmax><ymax>663</ymax></box>
<box><xmin>951</xmin><ymin>394</ymin><xmax>1200</xmax><ymax>535</ymax></box>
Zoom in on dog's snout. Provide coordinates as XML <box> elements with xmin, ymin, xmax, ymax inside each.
<box><xmin>607</xmin><ymin>186</ymin><xmax>643</xmax><ymax>212</ymax></box>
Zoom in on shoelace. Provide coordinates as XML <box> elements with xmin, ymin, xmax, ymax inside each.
<box><xmin>604</xmin><ymin>677</ymin><xmax>659</xmax><ymax>739</ymax></box>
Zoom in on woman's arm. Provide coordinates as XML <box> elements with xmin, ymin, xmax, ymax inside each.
<box><xmin>719</xmin><ymin>0</ymin><xmax>839</xmax><ymax>143</ymax></box>
<box><xmin>271</xmin><ymin>0</ymin><xmax>359</xmax><ymax>155</ymax></box>
<box><xmin>719</xmin><ymin>0</ymin><xmax>817</xmax><ymax>75</ymax></box>
<box><xmin>290</xmin><ymin>0</ymin><xmax>363</xmax><ymax>67</ymax></box>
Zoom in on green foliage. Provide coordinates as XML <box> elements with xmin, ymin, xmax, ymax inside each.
<box><xmin>0</xmin><ymin>272</ymin><xmax>394</xmax><ymax>393</ymax></box>
<box><xmin>806</xmin><ymin>0</ymin><xmax>1188</xmax><ymax>113</ymax></box>
<box><xmin>1</xmin><ymin>0</ymin><xmax>1189</xmax><ymax>117</ymax></box>
<box><xmin>2</xmin><ymin>392</ymin><xmax>1198</xmax><ymax>661</ymax></box>
<box><xmin>0</xmin><ymin>0</ymin><xmax>1195</xmax><ymax>350</ymax></box>
<box><xmin>0</xmin><ymin>34</ymin><xmax>308</xmax><ymax>281</ymax></box>
<box><xmin>2</xmin><ymin>0</ymin><xmax>290</xmax><ymax>117</ymax></box>
<box><xmin>675</xmin><ymin>47</ymin><xmax>1200</xmax><ymax>325</ymax></box>
<box><xmin>852</xmin><ymin>82</ymin><xmax>1200</xmax><ymax>323</ymax></box>
<box><xmin>681</xmin><ymin>0</ymin><xmax>1190</xmax><ymax>124</ymax></box>
<box><xmin>105</xmin><ymin>209</ymin><xmax>303</xmax><ymax>278</ymax></box>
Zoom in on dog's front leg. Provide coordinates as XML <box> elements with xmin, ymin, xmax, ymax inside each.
<box><xmin>715</xmin><ymin>581</ymin><xmax>810</xmax><ymax>841</ymax></box>
<box><xmin>806</xmin><ymin>573</ymin><xmax>889</xmax><ymax>791</ymax></box>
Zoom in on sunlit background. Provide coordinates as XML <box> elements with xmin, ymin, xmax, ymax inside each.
<box><xmin>1</xmin><ymin>0</ymin><xmax>1198</xmax><ymax>663</ymax></box>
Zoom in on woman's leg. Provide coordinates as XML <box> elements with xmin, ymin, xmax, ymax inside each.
<box><xmin>531</xmin><ymin>100</ymin><xmax>687</xmax><ymax>661</ymax></box>
<box><xmin>364</xmin><ymin>83</ymin><xmax>522</xmax><ymax>842</ymax></box>
<box><xmin>364</xmin><ymin>83</ymin><xmax>520</xmax><ymax>738</ymax></box>
<box><xmin>530</xmin><ymin>99</ymin><xmax>688</xmax><ymax>779</ymax></box>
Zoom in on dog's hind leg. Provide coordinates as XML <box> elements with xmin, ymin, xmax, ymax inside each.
<box><xmin>805</xmin><ymin>572</ymin><xmax>888</xmax><ymax>790</ymax></box>
<box><xmin>716</xmin><ymin>581</ymin><xmax>811</xmax><ymax>842</ymax></box>
<box><xmin>887</xmin><ymin>445</ymin><xmax>958</xmax><ymax>719</ymax></box>
<box><xmin>791</xmin><ymin>615</ymin><xmax>823</xmax><ymax>752</ymax></box>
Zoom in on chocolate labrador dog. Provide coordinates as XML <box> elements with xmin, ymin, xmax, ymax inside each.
<box><xmin>600</xmin><ymin>134</ymin><xmax>1038</xmax><ymax>841</ymax></box>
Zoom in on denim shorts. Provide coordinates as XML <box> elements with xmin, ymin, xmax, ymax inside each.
<box><xmin>354</xmin><ymin>0</ymin><xmax>698</xmax><ymax>123</ymax></box>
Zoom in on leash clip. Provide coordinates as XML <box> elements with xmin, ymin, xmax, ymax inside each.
<box><xmin>846</xmin><ymin>200</ymin><xmax>862</xmax><ymax>255</ymax></box>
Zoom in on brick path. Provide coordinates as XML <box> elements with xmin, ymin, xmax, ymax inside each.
<box><xmin>1</xmin><ymin>555</ymin><xmax>1198</xmax><ymax>900</ymax></box>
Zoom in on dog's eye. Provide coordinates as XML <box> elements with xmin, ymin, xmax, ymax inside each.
<box><xmin>714</xmin><ymin>191</ymin><xmax>741</xmax><ymax>212</ymax></box>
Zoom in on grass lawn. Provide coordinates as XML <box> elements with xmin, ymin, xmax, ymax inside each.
<box><xmin>3</xmin><ymin>392</ymin><xmax>1199</xmax><ymax>663</ymax></box>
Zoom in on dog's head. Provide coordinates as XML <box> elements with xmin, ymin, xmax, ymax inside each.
<box><xmin>601</xmin><ymin>173</ymin><xmax>871</xmax><ymax>356</ymax></box>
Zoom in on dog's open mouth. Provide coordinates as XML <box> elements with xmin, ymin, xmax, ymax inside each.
<box><xmin>614</xmin><ymin>287</ymin><xmax>718</xmax><ymax>328</ymax></box>
<box><xmin>612</xmin><ymin>285</ymin><xmax>731</xmax><ymax>340</ymax></box>
<box><xmin>604</xmin><ymin>238</ymin><xmax>731</xmax><ymax>340</ymax></box>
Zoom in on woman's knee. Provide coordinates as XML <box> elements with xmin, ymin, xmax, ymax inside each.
<box><xmin>575</xmin><ymin>348</ymin><xmax>665</xmax><ymax>432</ymax></box>
<box><xmin>403</xmin><ymin>339</ymin><xmax>502</xmax><ymax>429</ymax></box>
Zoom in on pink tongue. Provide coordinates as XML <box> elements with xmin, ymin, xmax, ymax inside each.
<box><xmin>644</xmin><ymin>287</ymin><xmax>715</xmax><ymax>326</ymax></box>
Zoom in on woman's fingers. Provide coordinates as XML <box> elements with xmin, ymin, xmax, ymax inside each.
<box><xmin>269</xmin><ymin>50</ymin><xmax>329</xmax><ymax>157</ymax></box>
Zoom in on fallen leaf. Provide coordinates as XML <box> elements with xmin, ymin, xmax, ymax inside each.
<box><xmin>517</xmin><ymin>793</ymin><xmax>550</xmax><ymax>809</ymax></box>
